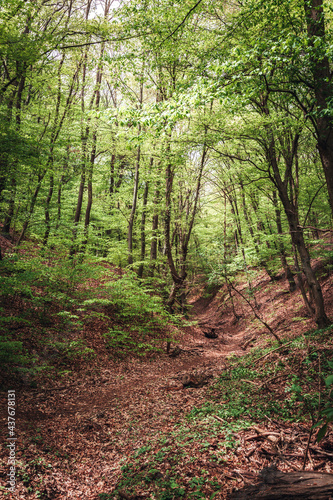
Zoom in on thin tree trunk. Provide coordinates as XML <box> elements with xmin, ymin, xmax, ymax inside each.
<box><xmin>128</xmin><ymin>72</ymin><xmax>144</xmax><ymax>265</ymax></box>
<box><xmin>272</xmin><ymin>190</ymin><xmax>296</xmax><ymax>291</ymax></box>
<box><xmin>128</xmin><ymin>141</ymin><xmax>141</xmax><ymax>265</ymax></box>
<box><xmin>148</xmin><ymin>162</ymin><xmax>162</xmax><ymax>276</ymax></box>
<box><xmin>56</xmin><ymin>174</ymin><xmax>65</xmax><ymax>230</ymax></box>
<box><xmin>42</xmin><ymin>174</ymin><xmax>54</xmax><ymax>247</ymax></box>
<box><xmin>138</xmin><ymin>179</ymin><xmax>149</xmax><ymax>278</ymax></box>
<box><xmin>109</xmin><ymin>154</ymin><xmax>116</xmax><ymax>195</ymax></box>
<box><xmin>43</xmin><ymin>54</ymin><xmax>82</xmax><ymax>247</ymax></box>
<box><xmin>3</xmin><ymin>69</ymin><xmax>26</xmax><ymax>234</ymax></box>
<box><xmin>16</xmin><ymin>172</ymin><xmax>46</xmax><ymax>246</ymax></box>
<box><xmin>3</xmin><ymin>176</ymin><xmax>16</xmax><ymax>235</ymax></box>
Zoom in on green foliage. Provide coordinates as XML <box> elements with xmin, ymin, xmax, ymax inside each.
<box><xmin>112</xmin><ymin>443</ymin><xmax>220</xmax><ymax>500</ymax></box>
<box><xmin>106</xmin><ymin>271</ymin><xmax>168</xmax><ymax>319</ymax></box>
<box><xmin>189</xmin><ymin>330</ymin><xmax>333</xmax><ymax>429</ymax></box>
<box><xmin>0</xmin><ymin>255</ymin><xmax>101</xmax><ymax>377</ymax></box>
<box><xmin>0</xmin><ymin>251</ymin><xmax>180</xmax><ymax>379</ymax></box>
<box><xmin>55</xmin><ymin>339</ymin><xmax>96</xmax><ymax>361</ymax></box>
<box><xmin>0</xmin><ymin>337</ymin><xmax>28</xmax><ymax>366</ymax></box>
<box><xmin>103</xmin><ymin>328</ymin><xmax>157</xmax><ymax>356</ymax></box>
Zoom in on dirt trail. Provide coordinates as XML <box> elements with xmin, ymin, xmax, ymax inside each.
<box><xmin>3</xmin><ymin>269</ymin><xmax>333</xmax><ymax>499</ymax></box>
<box><xmin>2</xmin><ymin>288</ymin><xmax>251</xmax><ymax>499</ymax></box>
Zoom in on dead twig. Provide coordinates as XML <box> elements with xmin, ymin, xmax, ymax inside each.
<box><xmin>310</xmin><ymin>446</ymin><xmax>333</xmax><ymax>458</ymax></box>
<box><xmin>212</xmin><ymin>415</ymin><xmax>224</xmax><ymax>423</ymax></box>
<box><xmin>226</xmin><ymin>278</ymin><xmax>282</xmax><ymax>344</ymax></box>
<box><xmin>253</xmin><ymin>339</ymin><xmax>295</xmax><ymax>365</ymax></box>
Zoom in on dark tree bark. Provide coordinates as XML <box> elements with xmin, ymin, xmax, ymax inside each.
<box><xmin>165</xmin><ymin>141</ymin><xmax>207</xmax><ymax>311</ymax></box>
<box><xmin>229</xmin><ymin>467</ymin><xmax>333</xmax><ymax>500</ymax></box>
<box><xmin>56</xmin><ymin>174</ymin><xmax>65</xmax><ymax>230</ymax></box>
<box><xmin>148</xmin><ymin>186</ymin><xmax>160</xmax><ymax>276</ymax></box>
<box><xmin>272</xmin><ymin>190</ymin><xmax>296</xmax><ymax>291</ymax></box>
<box><xmin>2</xmin><ymin>70</ymin><xmax>26</xmax><ymax>235</ymax></box>
<box><xmin>265</xmin><ymin>125</ymin><xmax>330</xmax><ymax>327</ymax></box>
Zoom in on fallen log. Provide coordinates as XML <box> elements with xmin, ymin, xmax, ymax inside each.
<box><xmin>229</xmin><ymin>466</ymin><xmax>333</xmax><ymax>499</ymax></box>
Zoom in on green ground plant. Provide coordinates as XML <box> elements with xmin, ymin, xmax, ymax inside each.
<box><xmin>0</xmin><ymin>254</ymin><xmax>180</xmax><ymax>381</ymax></box>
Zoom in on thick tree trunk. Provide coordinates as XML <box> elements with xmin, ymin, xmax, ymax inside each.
<box><xmin>291</xmin><ymin>241</ymin><xmax>314</xmax><ymax>316</ymax></box>
<box><xmin>289</xmin><ymin>216</ymin><xmax>328</xmax><ymax>327</ymax></box>
<box><xmin>261</xmin><ymin>93</ymin><xmax>330</xmax><ymax>327</ymax></box>
<box><xmin>304</xmin><ymin>0</ymin><xmax>333</xmax><ymax>214</ymax></box>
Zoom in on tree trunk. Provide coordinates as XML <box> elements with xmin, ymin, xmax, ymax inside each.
<box><xmin>272</xmin><ymin>190</ymin><xmax>296</xmax><ymax>291</ymax></box>
<box><xmin>56</xmin><ymin>172</ymin><xmax>66</xmax><ymax>231</ymax></box>
<box><xmin>3</xmin><ymin>176</ymin><xmax>16</xmax><ymax>235</ymax></box>
<box><xmin>304</xmin><ymin>0</ymin><xmax>333</xmax><ymax>214</ymax></box>
<box><xmin>16</xmin><ymin>172</ymin><xmax>46</xmax><ymax>246</ymax></box>
<box><xmin>69</xmin><ymin>171</ymin><xmax>85</xmax><ymax>257</ymax></box>
<box><xmin>138</xmin><ymin>179</ymin><xmax>149</xmax><ymax>278</ymax></box>
<box><xmin>268</xmin><ymin>137</ymin><xmax>330</xmax><ymax>327</ymax></box>
<box><xmin>128</xmin><ymin>142</ymin><xmax>141</xmax><ymax>265</ymax></box>
<box><xmin>148</xmin><ymin>162</ymin><xmax>162</xmax><ymax>277</ymax></box>
<box><xmin>109</xmin><ymin>154</ymin><xmax>116</xmax><ymax>195</ymax></box>
<box><xmin>128</xmin><ymin>77</ymin><xmax>143</xmax><ymax>265</ymax></box>
<box><xmin>42</xmin><ymin>174</ymin><xmax>54</xmax><ymax>247</ymax></box>
<box><xmin>164</xmin><ymin>161</ymin><xmax>183</xmax><ymax>312</ymax></box>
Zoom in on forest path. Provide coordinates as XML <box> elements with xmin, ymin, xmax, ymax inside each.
<box><xmin>11</xmin><ymin>269</ymin><xmax>333</xmax><ymax>499</ymax></box>
<box><xmin>12</xmin><ymin>287</ymin><xmax>255</xmax><ymax>499</ymax></box>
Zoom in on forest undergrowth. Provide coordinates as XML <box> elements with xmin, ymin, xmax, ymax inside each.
<box><xmin>0</xmin><ymin>241</ymin><xmax>333</xmax><ymax>499</ymax></box>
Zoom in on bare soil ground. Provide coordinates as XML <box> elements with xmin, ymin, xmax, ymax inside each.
<box><xmin>1</xmin><ymin>260</ymin><xmax>333</xmax><ymax>499</ymax></box>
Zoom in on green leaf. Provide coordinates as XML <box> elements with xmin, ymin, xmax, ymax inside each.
<box><xmin>316</xmin><ymin>423</ymin><xmax>328</xmax><ymax>443</ymax></box>
<box><xmin>325</xmin><ymin>374</ymin><xmax>333</xmax><ymax>387</ymax></box>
